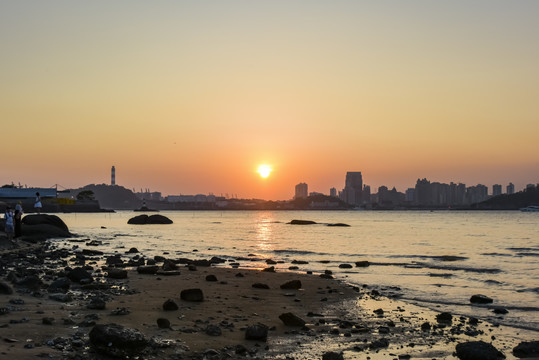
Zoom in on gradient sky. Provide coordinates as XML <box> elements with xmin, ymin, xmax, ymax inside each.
<box><xmin>1</xmin><ymin>1</ymin><xmax>538</xmax><ymax>200</ymax></box>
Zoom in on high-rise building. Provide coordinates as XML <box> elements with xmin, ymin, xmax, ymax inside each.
<box><xmin>492</xmin><ymin>184</ymin><xmax>502</xmax><ymax>197</ymax></box>
<box><xmin>111</xmin><ymin>166</ymin><xmax>116</xmax><ymax>186</ymax></box>
<box><xmin>294</xmin><ymin>183</ymin><xmax>308</xmax><ymax>199</ymax></box>
<box><xmin>342</xmin><ymin>172</ymin><xmax>363</xmax><ymax>206</ymax></box>
<box><xmin>329</xmin><ymin>187</ymin><xmax>337</xmax><ymax>197</ymax></box>
<box><xmin>507</xmin><ymin>182</ymin><xmax>515</xmax><ymax>195</ymax></box>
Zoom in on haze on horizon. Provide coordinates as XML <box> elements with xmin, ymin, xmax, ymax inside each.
<box><xmin>1</xmin><ymin>1</ymin><xmax>538</xmax><ymax>200</ymax></box>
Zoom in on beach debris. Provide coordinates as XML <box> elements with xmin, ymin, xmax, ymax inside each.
<box><xmin>181</xmin><ymin>288</ymin><xmax>204</xmax><ymax>302</ymax></box>
<box><xmin>245</xmin><ymin>323</ymin><xmax>269</xmax><ymax>341</ymax></box>
<box><xmin>470</xmin><ymin>294</ymin><xmax>493</xmax><ymax>304</ymax></box>
<box><xmin>279</xmin><ymin>312</ymin><xmax>306</xmax><ymax>327</ymax></box>
<box><xmin>89</xmin><ymin>323</ymin><xmax>149</xmax><ymax>357</ymax></box>
<box><xmin>288</xmin><ymin>220</ymin><xmax>317</xmax><ymax>225</ymax></box>
<box><xmin>137</xmin><ymin>265</ymin><xmax>159</xmax><ymax>274</ymax></box>
<box><xmin>322</xmin><ymin>351</ymin><xmax>344</xmax><ymax>360</ymax></box>
<box><xmin>455</xmin><ymin>340</ymin><xmax>505</xmax><ymax>360</ymax></box>
<box><xmin>280</xmin><ymin>280</ymin><xmax>302</xmax><ymax>290</ymax></box>
<box><xmin>355</xmin><ymin>260</ymin><xmax>370</xmax><ymax>267</ymax></box>
<box><xmin>252</xmin><ymin>283</ymin><xmax>270</xmax><ymax>289</ymax></box>
<box><xmin>513</xmin><ymin>341</ymin><xmax>539</xmax><ymax>358</ymax></box>
<box><xmin>127</xmin><ymin>214</ymin><xmax>173</xmax><ymax>225</ymax></box>
<box><xmin>107</xmin><ymin>268</ymin><xmax>128</xmax><ymax>279</ymax></box>
<box><xmin>163</xmin><ymin>299</ymin><xmax>179</xmax><ymax>311</ymax></box>
<box><xmin>157</xmin><ymin>318</ymin><xmax>171</xmax><ymax>329</ymax></box>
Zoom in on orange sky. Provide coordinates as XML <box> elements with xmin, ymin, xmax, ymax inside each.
<box><xmin>1</xmin><ymin>1</ymin><xmax>538</xmax><ymax>200</ymax></box>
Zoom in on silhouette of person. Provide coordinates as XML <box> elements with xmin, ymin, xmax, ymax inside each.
<box><xmin>34</xmin><ymin>192</ymin><xmax>42</xmax><ymax>213</ymax></box>
<box><xmin>4</xmin><ymin>206</ymin><xmax>15</xmax><ymax>243</ymax></box>
<box><xmin>14</xmin><ymin>208</ymin><xmax>22</xmax><ymax>238</ymax></box>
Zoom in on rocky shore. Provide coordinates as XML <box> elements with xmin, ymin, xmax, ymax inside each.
<box><xmin>0</xmin><ymin>219</ymin><xmax>538</xmax><ymax>359</ymax></box>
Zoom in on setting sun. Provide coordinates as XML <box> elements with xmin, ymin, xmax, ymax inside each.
<box><xmin>257</xmin><ymin>164</ymin><xmax>272</xmax><ymax>178</ymax></box>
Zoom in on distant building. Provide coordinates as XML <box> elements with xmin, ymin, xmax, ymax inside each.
<box><xmin>329</xmin><ymin>187</ymin><xmax>337</xmax><ymax>197</ymax></box>
<box><xmin>342</xmin><ymin>171</ymin><xmax>363</xmax><ymax>206</ymax></box>
<box><xmin>526</xmin><ymin>184</ymin><xmax>535</xmax><ymax>190</ymax></box>
<box><xmin>492</xmin><ymin>184</ymin><xmax>502</xmax><ymax>197</ymax></box>
<box><xmin>294</xmin><ymin>183</ymin><xmax>308</xmax><ymax>199</ymax></box>
<box><xmin>111</xmin><ymin>166</ymin><xmax>116</xmax><ymax>186</ymax></box>
<box><xmin>405</xmin><ymin>188</ymin><xmax>415</xmax><ymax>202</ymax></box>
<box><xmin>309</xmin><ymin>192</ymin><xmax>324</xmax><ymax>197</ymax></box>
<box><xmin>507</xmin><ymin>182</ymin><xmax>515</xmax><ymax>195</ymax></box>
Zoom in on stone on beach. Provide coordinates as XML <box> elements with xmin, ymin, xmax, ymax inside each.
<box><xmin>181</xmin><ymin>288</ymin><xmax>204</xmax><ymax>302</ymax></box>
<box><xmin>0</xmin><ymin>281</ymin><xmax>13</xmax><ymax>295</ymax></box>
<box><xmin>455</xmin><ymin>340</ymin><xmax>505</xmax><ymax>360</ymax></box>
<box><xmin>288</xmin><ymin>219</ymin><xmax>317</xmax><ymax>225</ymax></box>
<box><xmin>470</xmin><ymin>294</ymin><xmax>493</xmax><ymax>304</ymax></box>
<box><xmin>137</xmin><ymin>265</ymin><xmax>159</xmax><ymax>274</ymax></box>
<box><xmin>163</xmin><ymin>299</ymin><xmax>179</xmax><ymax>311</ymax></box>
<box><xmin>513</xmin><ymin>341</ymin><xmax>539</xmax><ymax>358</ymax></box>
<box><xmin>245</xmin><ymin>324</ymin><xmax>269</xmax><ymax>341</ymax></box>
<box><xmin>279</xmin><ymin>312</ymin><xmax>306</xmax><ymax>327</ymax></box>
<box><xmin>280</xmin><ymin>280</ymin><xmax>302</xmax><ymax>290</ymax></box>
<box><xmin>107</xmin><ymin>268</ymin><xmax>128</xmax><ymax>279</ymax></box>
<box><xmin>89</xmin><ymin>323</ymin><xmax>149</xmax><ymax>357</ymax></box>
<box><xmin>355</xmin><ymin>261</ymin><xmax>370</xmax><ymax>267</ymax></box>
<box><xmin>322</xmin><ymin>352</ymin><xmax>344</xmax><ymax>360</ymax></box>
<box><xmin>67</xmin><ymin>267</ymin><xmax>94</xmax><ymax>284</ymax></box>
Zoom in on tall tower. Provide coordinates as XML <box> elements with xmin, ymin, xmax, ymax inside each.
<box><xmin>111</xmin><ymin>166</ymin><xmax>116</xmax><ymax>186</ymax></box>
<box><xmin>343</xmin><ymin>171</ymin><xmax>363</xmax><ymax>206</ymax></box>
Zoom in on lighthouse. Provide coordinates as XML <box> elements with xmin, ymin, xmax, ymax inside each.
<box><xmin>111</xmin><ymin>166</ymin><xmax>116</xmax><ymax>186</ymax></box>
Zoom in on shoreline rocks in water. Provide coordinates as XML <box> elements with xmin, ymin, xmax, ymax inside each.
<box><xmin>127</xmin><ymin>214</ymin><xmax>173</xmax><ymax>225</ymax></box>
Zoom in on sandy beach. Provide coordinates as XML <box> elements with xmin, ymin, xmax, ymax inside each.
<box><xmin>0</xmin><ymin>235</ymin><xmax>538</xmax><ymax>359</ymax></box>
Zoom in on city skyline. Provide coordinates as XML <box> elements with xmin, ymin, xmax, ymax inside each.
<box><xmin>1</xmin><ymin>1</ymin><xmax>538</xmax><ymax>200</ymax></box>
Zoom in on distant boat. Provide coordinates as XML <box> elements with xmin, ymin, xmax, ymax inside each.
<box><xmin>520</xmin><ymin>205</ymin><xmax>539</xmax><ymax>212</ymax></box>
<box><xmin>134</xmin><ymin>206</ymin><xmax>158</xmax><ymax>212</ymax></box>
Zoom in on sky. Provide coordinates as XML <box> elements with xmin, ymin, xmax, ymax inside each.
<box><xmin>1</xmin><ymin>1</ymin><xmax>538</xmax><ymax>200</ymax></box>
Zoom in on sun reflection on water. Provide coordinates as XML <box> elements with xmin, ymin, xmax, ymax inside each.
<box><xmin>255</xmin><ymin>213</ymin><xmax>274</xmax><ymax>252</ymax></box>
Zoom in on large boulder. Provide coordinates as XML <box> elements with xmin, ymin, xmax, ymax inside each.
<box><xmin>455</xmin><ymin>341</ymin><xmax>505</xmax><ymax>360</ymax></box>
<box><xmin>279</xmin><ymin>312</ymin><xmax>306</xmax><ymax>327</ymax></box>
<box><xmin>89</xmin><ymin>324</ymin><xmax>148</xmax><ymax>357</ymax></box>
<box><xmin>513</xmin><ymin>341</ymin><xmax>539</xmax><ymax>358</ymax></box>
<box><xmin>288</xmin><ymin>220</ymin><xmax>317</xmax><ymax>225</ymax></box>
<box><xmin>22</xmin><ymin>214</ymin><xmax>69</xmax><ymax>232</ymax></box>
<box><xmin>20</xmin><ymin>214</ymin><xmax>71</xmax><ymax>241</ymax></box>
<box><xmin>127</xmin><ymin>214</ymin><xmax>173</xmax><ymax>225</ymax></box>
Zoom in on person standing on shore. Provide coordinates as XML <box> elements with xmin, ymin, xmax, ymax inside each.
<box><xmin>4</xmin><ymin>206</ymin><xmax>15</xmax><ymax>243</ymax></box>
<box><xmin>34</xmin><ymin>192</ymin><xmax>42</xmax><ymax>213</ymax></box>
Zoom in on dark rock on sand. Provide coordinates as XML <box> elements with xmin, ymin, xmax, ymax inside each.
<box><xmin>513</xmin><ymin>341</ymin><xmax>539</xmax><ymax>358</ymax></box>
<box><xmin>288</xmin><ymin>220</ymin><xmax>317</xmax><ymax>225</ymax></box>
<box><xmin>205</xmin><ymin>324</ymin><xmax>222</xmax><ymax>336</ymax></box>
<box><xmin>292</xmin><ymin>259</ymin><xmax>309</xmax><ymax>264</ymax></box>
<box><xmin>87</xmin><ymin>298</ymin><xmax>106</xmax><ymax>310</ymax></box>
<box><xmin>320</xmin><ymin>274</ymin><xmax>334</xmax><ymax>279</ymax></box>
<box><xmin>49</xmin><ymin>293</ymin><xmax>73</xmax><ymax>302</ymax></box>
<box><xmin>339</xmin><ymin>263</ymin><xmax>353</xmax><ymax>269</ymax></box>
<box><xmin>206</xmin><ymin>275</ymin><xmax>218</xmax><ymax>282</ymax></box>
<box><xmin>163</xmin><ymin>299</ymin><xmax>179</xmax><ymax>311</ymax></box>
<box><xmin>0</xmin><ymin>281</ymin><xmax>14</xmax><ymax>294</ymax></box>
<box><xmin>107</xmin><ymin>268</ymin><xmax>128</xmax><ymax>279</ymax></box>
<box><xmin>22</xmin><ymin>214</ymin><xmax>69</xmax><ymax>232</ymax></box>
<box><xmin>127</xmin><ymin>247</ymin><xmax>139</xmax><ymax>253</ymax></box>
<box><xmin>67</xmin><ymin>267</ymin><xmax>94</xmax><ymax>284</ymax></box>
<box><xmin>16</xmin><ymin>275</ymin><xmax>42</xmax><ymax>290</ymax></box>
<box><xmin>48</xmin><ymin>277</ymin><xmax>71</xmax><ymax>293</ymax></box>
<box><xmin>245</xmin><ymin>324</ymin><xmax>269</xmax><ymax>341</ymax></box>
<box><xmin>327</xmin><ymin>223</ymin><xmax>351</xmax><ymax>227</ymax></box>
<box><xmin>181</xmin><ymin>288</ymin><xmax>204</xmax><ymax>302</ymax></box>
<box><xmin>436</xmin><ymin>312</ymin><xmax>453</xmax><ymax>323</ymax></box>
<box><xmin>470</xmin><ymin>294</ymin><xmax>493</xmax><ymax>304</ymax></box>
<box><xmin>370</xmin><ymin>338</ymin><xmax>390</xmax><ymax>349</ymax></box>
<box><xmin>252</xmin><ymin>283</ymin><xmax>270</xmax><ymax>289</ymax></box>
<box><xmin>157</xmin><ymin>318</ymin><xmax>171</xmax><ymax>329</ymax></box>
<box><xmin>322</xmin><ymin>352</ymin><xmax>344</xmax><ymax>360</ymax></box>
<box><xmin>89</xmin><ymin>323</ymin><xmax>149</xmax><ymax>357</ymax></box>
<box><xmin>162</xmin><ymin>259</ymin><xmax>178</xmax><ymax>271</ymax></box>
<box><xmin>455</xmin><ymin>341</ymin><xmax>505</xmax><ymax>360</ymax></box>
<box><xmin>355</xmin><ymin>261</ymin><xmax>370</xmax><ymax>267</ymax></box>
<box><xmin>493</xmin><ymin>307</ymin><xmax>508</xmax><ymax>315</ymax></box>
<box><xmin>280</xmin><ymin>280</ymin><xmax>302</xmax><ymax>290</ymax></box>
<box><xmin>137</xmin><ymin>265</ymin><xmax>159</xmax><ymax>274</ymax></box>
<box><xmin>127</xmin><ymin>214</ymin><xmax>173</xmax><ymax>225</ymax></box>
<box><xmin>279</xmin><ymin>312</ymin><xmax>306</xmax><ymax>327</ymax></box>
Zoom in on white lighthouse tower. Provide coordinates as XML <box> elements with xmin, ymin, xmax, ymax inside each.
<box><xmin>111</xmin><ymin>166</ymin><xmax>116</xmax><ymax>186</ymax></box>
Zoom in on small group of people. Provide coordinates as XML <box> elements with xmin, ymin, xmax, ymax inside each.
<box><xmin>3</xmin><ymin>192</ymin><xmax>43</xmax><ymax>244</ymax></box>
<box><xmin>4</xmin><ymin>202</ymin><xmax>23</xmax><ymax>243</ymax></box>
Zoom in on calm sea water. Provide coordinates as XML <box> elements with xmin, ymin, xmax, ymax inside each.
<box><xmin>56</xmin><ymin>210</ymin><xmax>539</xmax><ymax>331</ymax></box>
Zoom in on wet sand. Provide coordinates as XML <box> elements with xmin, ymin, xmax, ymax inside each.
<box><xmin>0</xmin><ymin>237</ymin><xmax>537</xmax><ymax>359</ymax></box>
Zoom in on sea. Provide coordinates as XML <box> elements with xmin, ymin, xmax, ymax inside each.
<box><xmin>55</xmin><ymin>210</ymin><xmax>539</xmax><ymax>331</ymax></box>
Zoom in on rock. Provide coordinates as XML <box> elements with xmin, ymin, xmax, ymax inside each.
<box><xmin>421</xmin><ymin>321</ymin><xmax>431</xmax><ymax>331</ymax></box>
<box><xmin>22</xmin><ymin>214</ymin><xmax>69</xmax><ymax>232</ymax></box>
<box><xmin>339</xmin><ymin>263</ymin><xmax>353</xmax><ymax>269</ymax></box>
<box><xmin>279</xmin><ymin>312</ymin><xmax>306</xmax><ymax>327</ymax></box>
<box><xmin>49</xmin><ymin>293</ymin><xmax>73</xmax><ymax>302</ymax></box>
<box><xmin>209</xmin><ymin>256</ymin><xmax>227</xmax><ymax>264</ymax></box>
<box><xmin>206</xmin><ymin>275</ymin><xmax>218</xmax><ymax>282</ymax></box>
<box><xmin>87</xmin><ymin>298</ymin><xmax>106</xmax><ymax>310</ymax></box>
<box><xmin>288</xmin><ymin>220</ymin><xmax>317</xmax><ymax>225</ymax></box>
<box><xmin>157</xmin><ymin>318</ymin><xmax>170</xmax><ymax>329</ymax></box>
<box><xmin>355</xmin><ymin>261</ymin><xmax>370</xmax><ymax>267</ymax></box>
<box><xmin>42</xmin><ymin>317</ymin><xmax>55</xmax><ymax>325</ymax></box>
<box><xmin>127</xmin><ymin>247</ymin><xmax>139</xmax><ymax>253</ymax></box>
<box><xmin>436</xmin><ymin>312</ymin><xmax>453</xmax><ymax>323</ymax></box>
<box><xmin>322</xmin><ymin>352</ymin><xmax>344</xmax><ymax>360</ymax></box>
<box><xmin>89</xmin><ymin>324</ymin><xmax>148</xmax><ymax>357</ymax></box>
<box><xmin>455</xmin><ymin>341</ymin><xmax>505</xmax><ymax>360</ymax></box>
<box><xmin>280</xmin><ymin>280</ymin><xmax>302</xmax><ymax>290</ymax></box>
<box><xmin>16</xmin><ymin>275</ymin><xmax>42</xmax><ymax>290</ymax></box>
<box><xmin>252</xmin><ymin>283</ymin><xmax>270</xmax><ymax>289</ymax></box>
<box><xmin>127</xmin><ymin>215</ymin><xmax>173</xmax><ymax>225</ymax></box>
<box><xmin>470</xmin><ymin>294</ymin><xmax>493</xmax><ymax>304</ymax></box>
<box><xmin>163</xmin><ymin>299</ymin><xmax>179</xmax><ymax>311</ymax></box>
<box><xmin>513</xmin><ymin>341</ymin><xmax>539</xmax><ymax>358</ymax></box>
<box><xmin>162</xmin><ymin>259</ymin><xmax>178</xmax><ymax>271</ymax></box>
<box><xmin>262</xmin><ymin>266</ymin><xmax>275</xmax><ymax>272</ymax></box>
<box><xmin>326</xmin><ymin>223</ymin><xmax>351</xmax><ymax>227</ymax></box>
<box><xmin>67</xmin><ymin>267</ymin><xmax>94</xmax><ymax>284</ymax></box>
<box><xmin>493</xmin><ymin>307</ymin><xmax>508</xmax><ymax>315</ymax></box>
<box><xmin>107</xmin><ymin>268</ymin><xmax>128</xmax><ymax>279</ymax></box>
<box><xmin>292</xmin><ymin>259</ymin><xmax>309</xmax><ymax>264</ymax></box>
<box><xmin>245</xmin><ymin>324</ymin><xmax>268</xmax><ymax>341</ymax></box>
<box><xmin>370</xmin><ymin>338</ymin><xmax>390</xmax><ymax>349</ymax></box>
<box><xmin>320</xmin><ymin>274</ymin><xmax>334</xmax><ymax>279</ymax></box>
<box><xmin>205</xmin><ymin>324</ymin><xmax>222</xmax><ymax>336</ymax></box>
<box><xmin>137</xmin><ymin>265</ymin><xmax>159</xmax><ymax>274</ymax></box>
<box><xmin>180</xmin><ymin>288</ymin><xmax>204</xmax><ymax>302</ymax></box>
<box><xmin>0</xmin><ymin>281</ymin><xmax>13</xmax><ymax>295</ymax></box>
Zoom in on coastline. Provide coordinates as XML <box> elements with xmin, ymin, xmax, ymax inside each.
<box><xmin>0</xmin><ymin>238</ymin><xmax>537</xmax><ymax>359</ymax></box>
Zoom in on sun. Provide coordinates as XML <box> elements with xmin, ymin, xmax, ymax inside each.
<box><xmin>257</xmin><ymin>164</ymin><xmax>272</xmax><ymax>178</ymax></box>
